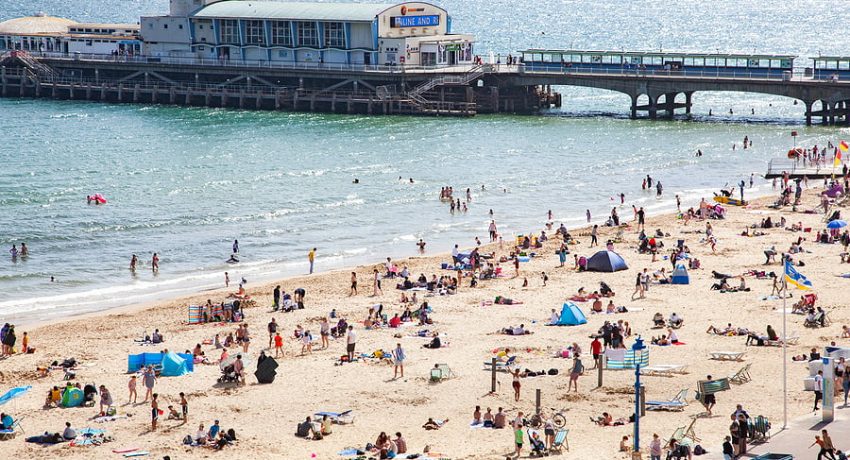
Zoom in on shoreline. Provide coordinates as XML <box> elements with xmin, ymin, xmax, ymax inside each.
<box><xmin>8</xmin><ymin>182</ymin><xmax>783</xmax><ymax>330</ymax></box>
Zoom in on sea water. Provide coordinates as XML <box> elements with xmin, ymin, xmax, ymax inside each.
<box><xmin>0</xmin><ymin>0</ymin><xmax>847</xmax><ymax>323</ymax></box>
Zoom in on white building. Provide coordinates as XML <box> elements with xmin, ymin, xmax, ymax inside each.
<box><xmin>0</xmin><ymin>12</ymin><xmax>140</xmax><ymax>55</ymax></box>
<box><xmin>141</xmin><ymin>0</ymin><xmax>473</xmax><ymax>66</ymax></box>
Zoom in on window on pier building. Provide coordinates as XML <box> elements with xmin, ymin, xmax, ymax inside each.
<box><xmin>220</xmin><ymin>19</ymin><xmax>239</xmax><ymax>45</ymax></box>
<box><xmin>245</xmin><ymin>20</ymin><xmax>265</xmax><ymax>45</ymax></box>
<box><xmin>323</xmin><ymin>22</ymin><xmax>344</xmax><ymax>48</ymax></box>
<box><xmin>271</xmin><ymin>21</ymin><xmax>292</xmax><ymax>46</ymax></box>
<box><xmin>296</xmin><ymin>21</ymin><xmax>318</xmax><ymax>47</ymax></box>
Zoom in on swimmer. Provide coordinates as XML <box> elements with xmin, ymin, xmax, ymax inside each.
<box><xmin>227</xmin><ymin>254</ymin><xmax>240</xmax><ymax>264</ymax></box>
<box><xmin>130</xmin><ymin>254</ymin><xmax>138</xmax><ymax>270</ymax></box>
<box><xmin>353</xmin><ymin>178</ymin><xmax>359</xmax><ymax>184</ymax></box>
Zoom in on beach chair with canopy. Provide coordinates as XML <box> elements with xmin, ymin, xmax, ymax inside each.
<box><xmin>729</xmin><ymin>363</ymin><xmax>753</xmax><ymax>384</ymax></box>
<box><xmin>646</xmin><ymin>389</ymin><xmax>688</xmax><ymax>411</ymax></box>
<box><xmin>549</xmin><ymin>429</ymin><xmax>569</xmax><ymax>452</ymax></box>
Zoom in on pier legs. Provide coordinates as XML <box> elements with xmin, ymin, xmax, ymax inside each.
<box><xmin>1</xmin><ymin>66</ymin><xmax>6</xmax><ymax>97</ymax></box>
<box><xmin>805</xmin><ymin>100</ymin><xmax>813</xmax><ymax>126</ymax></box>
<box><xmin>685</xmin><ymin>91</ymin><xmax>693</xmax><ymax>115</ymax></box>
<box><xmin>630</xmin><ymin>94</ymin><xmax>638</xmax><ymax>119</ymax></box>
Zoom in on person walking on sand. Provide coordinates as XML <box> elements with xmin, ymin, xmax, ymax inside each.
<box><xmin>308</xmin><ymin>247</ymin><xmax>316</xmax><ymax>274</ymax></box>
<box><xmin>224</xmin><ymin>271</ymin><xmax>229</xmax><ymax>287</ymax></box>
<box><xmin>702</xmin><ymin>374</ymin><xmax>717</xmax><ymax>415</ymax></box>
<box><xmin>346</xmin><ymin>326</ymin><xmax>357</xmax><ymax>361</ymax></box>
<box><xmin>267</xmin><ymin>318</ymin><xmax>278</xmax><ymax>349</ymax></box>
<box><xmin>180</xmin><ymin>392</ymin><xmax>188</xmax><ymax>423</ymax></box>
<box><xmin>590</xmin><ymin>224</ymin><xmax>599</xmax><ymax>247</ymax></box>
<box><xmin>513</xmin><ymin>256</ymin><xmax>520</xmax><ymax>277</ymax></box>
<box><xmin>372</xmin><ymin>269</ymin><xmax>382</xmax><ymax>296</ymax></box>
<box><xmin>568</xmin><ymin>355</ymin><xmax>584</xmax><ymax>392</ymax></box>
<box><xmin>512</xmin><ymin>368</ymin><xmax>522</xmax><ymax>401</ymax></box>
<box><xmin>489</xmin><ymin>220</ymin><xmax>498</xmax><ymax>242</ymax></box>
<box><xmin>127</xmin><ymin>375</ymin><xmax>138</xmax><ymax>404</ymax></box>
<box><xmin>350</xmin><ymin>272</ymin><xmax>358</xmax><ymax>296</ymax></box>
<box><xmin>142</xmin><ymin>366</ymin><xmax>156</xmax><ymax>402</ymax></box>
<box><xmin>632</xmin><ymin>271</ymin><xmax>644</xmax><ymax>300</ymax></box>
<box><xmin>320</xmin><ymin>317</ymin><xmax>330</xmax><ymax>349</ymax></box>
<box><xmin>273</xmin><ymin>332</ymin><xmax>283</xmax><ymax>358</ymax></box>
<box><xmin>392</xmin><ymin>343</ymin><xmax>405</xmax><ymax>379</ymax></box>
<box><xmin>151</xmin><ymin>253</ymin><xmax>159</xmax><ymax>272</ymax></box>
<box><xmin>150</xmin><ymin>393</ymin><xmax>159</xmax><ymax>431</ymax></box>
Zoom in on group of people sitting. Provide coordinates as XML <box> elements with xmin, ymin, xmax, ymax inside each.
<box><xmin>709</xmin><ymin>274</ymin><xmax>750</xmax><ymax>293</ymax></box>
<box><xmin>649</xmin><ymin>328</ymin><xmax>680</xmax><ymax>346</ymax></box>
<box><xmin>471</xmin><ymin>406</ymin><xmax>507</xmax><ymax>428</ymax></box>
<box><xmin>500</xmin><ymin>324</ymin><xmax>532</xmax><ymax>336</ymax></box>
<box><xmin>706</xmin><ymin>323</ymin><xmax>750</xmax><ymax>336</ymax></box>
<box><xmin>184</xmin><ymin>420</ymin><xmax>235</xmax><ymax>449</ymax></box>
<box><xmin>295</xmin><ymin>415</ymin><xmax>334</xmax><ymax>440</ymax></box>
<box><xmin>744</xmin><ymin>325</ymin><xmax>779</xmax><ymax>346</ymax></box>
<box><xmin>652</xmin><ymin>312</ymin><xmax>683</xmax><ymax>329</ymax></box>
<box><xmin>197</xmin><ymin>299</ymin><xmax>245</xmax><ymax>323</ymax></box>
<box><xmin>590</xmin><ymin>299</ymin><xmax>628</xmax><ymax>315</ymax></box>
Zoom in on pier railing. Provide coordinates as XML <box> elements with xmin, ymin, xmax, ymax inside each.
<box><xmin>766</xmin><ymin>159</ymin><xmax>843</xmax><ymax>178</ymax></box>
<box><xmin>517</xmin><ymin>64</ymin><xmax>819</xmax><ymax>82</ymax></box>
<box><xmin>25</xmin><ymin>51</ymin><xmax>479</xmax><ymax>75</ymax></box>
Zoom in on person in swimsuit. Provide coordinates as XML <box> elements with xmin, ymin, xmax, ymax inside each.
<box><xmin>512</xmin><ymin>368</ymin><xmax>521</xmax><ymax>402</ymax></box>
<box><xmin>151</xmin><ymin>393</ymin><xmax>159</xmax><ymax>431</ymax></box>
<box><xmin>350</xmin><ymin>272</ymin><xmax>357</xmax><ymax>296</ymax></box>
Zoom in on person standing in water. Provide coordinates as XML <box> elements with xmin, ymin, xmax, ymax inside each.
<box><xmin>586</xmin><ymin>209</ymin><xmax>591</xmax><ymax>223</ymax></box>
<box><xmin>20</xmin><ymin>243</ymin><xmax>28</xmax><ymax>257</ymax></box>
<box><xmin>232</xmin><ymin>239</ymin><xmax>239</xmax><ymax>254</ymax></box>
<box><xmin>656</xmin><ymin>181</ymin><xmax>663</xmax><ymax>197</ymax></box>
<box><xmin>130</xmin><ymin>254</ymin><xmax>138</xmax><ymax>271</ymax></box>
<box><xmin>151</xmin><ymin>253</ymin><xmax>159</xmax><ymax>272</ymax></box>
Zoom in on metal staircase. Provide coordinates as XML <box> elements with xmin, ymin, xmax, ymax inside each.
<box><xmin>405</xmin><ymin>64</ymin><xmax>491</xmax><ymax>113</ymax></box>
<box><xmin>11</xmin><ymin>51</ymin><xmax>59</xmax><ymax>81</ymax></box>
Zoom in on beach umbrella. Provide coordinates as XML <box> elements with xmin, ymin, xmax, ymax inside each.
<box><xmin>0</xmin><ymin>386</ymin><xmax>30</xmax><ymax>406</ymax></box>
<box><xmin>827</xmin><ymin>220</ymin><xmax>847</xmax><ymax>229</ymax></box>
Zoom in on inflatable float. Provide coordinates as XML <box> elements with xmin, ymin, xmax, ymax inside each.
<box><xmin>713</xmin><ymin>196</ymin><xmax>747</xmax><ymax>206</ymax></box>
<box><xmin>87</xmin><ymin>193</ymin><xmax>107</xmax><ymax>205</ymax></box>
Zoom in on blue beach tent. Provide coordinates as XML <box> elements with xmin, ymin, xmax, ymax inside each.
<box><xmin>554</xmin><ymin>302</ymin><xmax>587</xmax><ymax>326</ymax></box>
<box><xmin>671</xmin><ymin>264</ymin><xmax>690</xmax><ymax>285</ymax></box>
<box><xmin>586</xmin><ymin>250</ymin><xmax>628</xmax><ymax>272</ymax></box>
<box><xmin>127</xmin><ymin>352</ymin><xmax>194</xmax><ymax>374</ymax></box>
<box><xmin>160</xmin><ymin>352</ymin><xmax>189</xmax><ymax>377</ymax></box>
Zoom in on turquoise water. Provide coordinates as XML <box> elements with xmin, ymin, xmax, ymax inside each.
<box><xmin>1</xmin><ymin>1</ymin><xmax>847</xmax><ymax>322</ymax></box>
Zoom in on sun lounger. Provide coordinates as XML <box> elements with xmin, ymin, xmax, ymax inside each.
<box><xmin>550</xmin><ymin>429</ymin><xmax>569</xmax><ymax>452</ymax></box>
<box><xmin>483</xmin><ymin>355</ymin><xmax>516</xmax><ymax>372</ymax></box>
<box><xmin>710</xmin><ymin>351</ymin><xmax>746</xmax><ymax>361</ymax></box>
<box><xmin>313</xmin><ymin>410</ymin><xmax>354</xmax><ymax>425</ymax></box>
<box><xmin>646</xmin><ymin>389</ymin><xmax>688</xmax><ymax>411</ymax></box>
<box><xmin>765</xmin><ymin>336</ymin><xmax>798</xmax><ymax>346</ymax></box>
<box><xmin>729</xmin><ymin>363</ymin><xmax>752</xmax><ymax>384</ymax></box>
<box><xmin>640</xmin><ymin>364</ymin><xmax>687</xmax><ymax>376</ymax></box>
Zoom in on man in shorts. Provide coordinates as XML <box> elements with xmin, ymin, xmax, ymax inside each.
<box><xmin>346</xmin><ymin>326</ymin><xmax>357</xmax><ymax>361</ymax></box>
<box><xmin>702</xmin><ymin>375</ymin><xmax>716</xmax><ymax>416</ymax></box>
<box><xmin>267</xmin><ymin>318</ymin><xmax>278</xmax><ymax>349</ymax></box>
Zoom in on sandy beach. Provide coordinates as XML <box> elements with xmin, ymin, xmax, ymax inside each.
<box><xmin>1</xmin><ymin>182</ymin><xmax>849</xmax><ymax>460</ymax></box>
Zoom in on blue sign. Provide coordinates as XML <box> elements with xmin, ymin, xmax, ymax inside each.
<box><xmin>391</xmin><ymin>15</ymin><xmax>440</xmax><ymax>28</ymax></box>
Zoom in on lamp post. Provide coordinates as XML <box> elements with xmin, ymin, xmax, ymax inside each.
<box><xmin>632</xmin><ymin>336</ymin><xmax>646</xmax><ymax>459</ymax></box>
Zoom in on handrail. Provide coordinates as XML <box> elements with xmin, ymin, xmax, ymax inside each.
<box><xmin>516</xmin><ymin>63</ymin><xmax>831</xmax><ymax>83</ymax></box>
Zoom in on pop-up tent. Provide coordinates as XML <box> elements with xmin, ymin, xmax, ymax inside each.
<box><xmin>586</xmin><ymin>250</ymin><xmax>628</xmax><ymax>272</ymax></box>
<box><xmin>255</xmin><ymin>357</ymin><xmax>279</xmax><ymax>384</ymax></box>
<box><xmin>671</xmin><ymin>264</ymin><xmax>690</xmax><ymax>285</ymax></box>
<box><xmin>160</xmin><ymin>352</ymin><xmax>190</xmax><ymax>377</ymax></box>
<box><xmin>553</xmin><ymin>302</ymin><xmax>587</xmax><ymax>326</ymax></box>
<box><xmin>127</xmin><ymin>352</ymin><xmax>194</xmax><ymax>374</ymax></box>
<box><xmin>61</xmin><ymin>387</ymin><xmax>84</xmax><ymax>407</ymax></box>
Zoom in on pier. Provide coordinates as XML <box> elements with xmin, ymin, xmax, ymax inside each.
<box><xmin>4</xmin><ymin>50</ymin><xmax>850</xmax><ymax>123</ymax></box>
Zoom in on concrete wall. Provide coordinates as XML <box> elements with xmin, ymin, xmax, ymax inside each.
<box><xmin>192</xmin><ymin>19</ymin><xmax>215</xmax><ymax>45</ymax></box>
<box><xmin>141</xmin><ymin>16</ymin><xmax>192</xmax><ymax>56</ymax></box>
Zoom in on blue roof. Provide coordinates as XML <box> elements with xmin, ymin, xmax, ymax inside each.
<box><xmin>193</xmin><ymin>1</ymin><xmax>396</xmax><ymax>22</ymax></box>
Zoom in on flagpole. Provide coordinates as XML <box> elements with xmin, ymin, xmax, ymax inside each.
<box><xmin>781</xmin><ymin>272</ymin><xmax>788</xmax><ymax>430</ymax></box>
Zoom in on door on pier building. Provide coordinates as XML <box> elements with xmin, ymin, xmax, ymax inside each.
<box><xmin>363</xmin><ymin>52</ymin><xmax>371</xmax><ymax>65</ymax></box>
<box><xmin>218</xmin><ymin>47</ymin><xmax>230</xmax><ymax>61</ymax></box>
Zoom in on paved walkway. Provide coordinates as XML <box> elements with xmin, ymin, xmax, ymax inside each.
<box><xmin>703</xmin><ymin>405</ymin><xmax>850</xmax><ymax>459</ymax></box>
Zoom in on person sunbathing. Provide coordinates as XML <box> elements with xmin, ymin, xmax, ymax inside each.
<box><xmin>706</xmin><ymin>323</ymin><xmax>735</xmax><ymax>335</ymax></box>
<box><xmin>652</xmin><ymin>335</ymin><xmax>670</xmax><ymax>346</ymax></box>
<box><xmin>494</xmin><ymin>296</ymin><xmax>522</xmax><ymax>305</ymax></box>
<box><xmin>591</xmin><ymin>412</ymin><xmax>614</xmax><ymax>426</ymax></box>
<box><xmin>422</xmin><ymin>418</ymin><xmax>448</xmax><ymax>430</ymax></box>
<box><xmin>652</xmin><ymin>312</ymin><xmax>665</xmax><ymax>328</ymax></box>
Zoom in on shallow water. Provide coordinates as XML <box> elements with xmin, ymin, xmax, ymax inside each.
<box><xmin>1</xmin><ymin>1</ymin><xmax>847</xmax><ymax>322</ymax></box>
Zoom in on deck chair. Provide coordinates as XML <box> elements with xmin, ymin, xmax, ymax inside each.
<box><xmin>804</xmin><ymin>312</ymin><xmax>825</xmax><ymax>328</ymax></box>
<box><xmin>0</xmin><ymin>416</ymin><xmax>24</xmax><ymax>440</ymax></box>
<box><xmin>646</xmin><ymin>389</ymin><xmax>688</xmax><ymax>411</ymax></box>
<box><xmin>749</xmin><ymin>415</ymin><xmax>771</xmax><ymax>442</ymax></box>
<box><xmin>670</xmin><ymin>418</ymin><xmax>700</xmax><ymax>447</ymax></box>
<box><xmin>549</xmin><ymin>429</ymin><xmax>569</xmax><ymax>452</ymax></box>
<box><xmin>430</xmin><ymin>363</ymin><xmax>455</xmax><ymax>382</ymax></box>
<box><xmin>729</xmin><ymin>363</ymin><xmax>752</xmax><ymax>385</ymax></box>
<box><xmin>483</xmin><ymin>356</ymin><xmax>516</xmax><ymax>372</ymax></box>
<box><xmin>696</xmin><ymin>378</ymin><xmax>730</xmax><ymax>403</ymax></box>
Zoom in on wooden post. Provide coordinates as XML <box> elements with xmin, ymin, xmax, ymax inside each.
<box><xmin>597</xmin><ymin>355</ymin><xmax>604</xmax><ymax>388</ymax></box>
<box><xmin>1</xmin><ymin>66</ymin><xmax>7</xmax><ymax>97</ymax></box>
<box><xmin>535</xmin><ymin>389</ymin><xmax>542</xmax><ymax>416</ymax></box>
<box><xmin>640</xmin><ymin>385</ymin><xmax>646</xmax><ymax>416</ymax></box>
<box><xmin>491</xmin><ymin>358</ymin><xmax>497</xmax><ymax>393</ymax></box>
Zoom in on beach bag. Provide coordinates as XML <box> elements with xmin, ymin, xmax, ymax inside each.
<box><xmin>693</xmin><ymin>445</ymin><xmax>705</xmax><ymax>455</ymax></box>
<box><xmin>547</xmin><ymin>369</ymin><xmax>559</xmax><ymax>376</ymax></box>
<box><xmin>183</xmin><ymin>435</ymin><xmax>193</xmax><ymax>445</ymax></box>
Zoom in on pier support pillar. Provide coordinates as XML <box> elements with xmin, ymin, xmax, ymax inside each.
<box><xmin>347</xmin><ymin>95</ymin><xmax>353</xmax><ymax>114</ymax></box>
<box><xmin>19</xmin><ymin>76</ymin><xmax>26</xmax><ymax>97</ymax></box>
<box><xmin>367</xmin><ymin>96</ymin><xmax>373</xmax><ymax>115</ymax></box>
<box><xmin>85</xmin><ymin>83</ymin><xmax>92</xmax><ymax>100</ymax></box>
<box><xmin>205</xmin><ymin>90</ymin><xmax>211</xmax><ymax>106</ymax></box>
<box><xmin>648</xmin><ymin>95</ymin><xmax>658</xmax><ymax>120</ymax></box>
<box><xmin>169</xmin><ymin>87</ymin><xmax>176</xmax><ymax>104</ymax></box>
<box><xmin>804</xmin><ymin>100</ymin><xmax>813</xmax><ymax>126</ymax></box>
<box><xmin>331</xmin><ymin>93</ymin><xmax>336</xmax><ymax>112</ymax></box>
<box><xmin>685</xmin><ymin>91</ymin><xmax>693</xmax><ymax>115</ymax></box>
<box><xmin>221</xmin><ymin>91</ymin><xmax>228</xmax><ymax>107</ymax></box>
<box><xmin>238</xmin><ymin>90</ymin><xmax>245</xmax><ymax>109</ymax></box>
<box><xmin>69</xmin><ymin>84</ymin><xmax>75</xmax><ymax>100</ymax></box>
<box><xmin>1</xmin><ymin>66</ymin><xmax>6</xmax><ymax>97</ymax></box>
<box><xmin>275</xmin><ymin>91</ymin><xmax>281</xmax><ymax>110</ymax></box>
<box><xmin>52</xmin><ymin>83</ymin><xmax>57</xmax><ymax>98</ymax></box>
<box><xmin>100</xmin><ymin>85</ymin><xmax>106</xmax><ymax>100</ymax></box>
<box><xmin>133</xmin><ymin>84</ymin><xmax>140</xmax><ymax>102</ymax></box>
<box><xmin>185</xmin><ymin>88</ymin><xmax>192</xmax><ymax>105</ymax></box>
<box><xmin>153</xmin><ymin>85</ymin><xmax>159</xmax><ymax>103</ymax></box>
<box><xmin>630</xmin><ymin>94</ymin><xmax>638</xmax><ymax>119</ymax></box>
<box><xmin>117</xmin><ymin>84</ymin><xmax>123</xmax><ymax>101</ymax></box>
<box><xmin>255</xmin><ymin>92</ymin><xmax>262</xmax><ymax>109</ymax></box>
<box><xmin>310</xmin><ymin>96</ymin><xmax>315</xmax><ymax>112</ymax></box>
<box><xmin>828</xmin><ymin>102</ymin><xmax>836</xmax><ymax>125</ymax></box>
